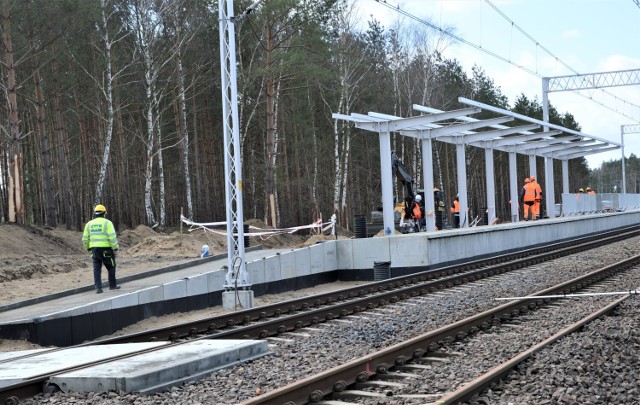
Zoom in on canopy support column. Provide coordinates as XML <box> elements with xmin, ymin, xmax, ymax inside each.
<box><xmin>545</xmin><ymin>157</ymin><xmax>556</xmax><ymax>218</ymax></box>
<box><xmin>421</xmin><ymin>135</ymin><xmax>436</xmax><ymax>232</ymax></box>
<box><xmin>509</xmin><ymin>151</ymin><xmax>519</xmax><ymax>222</ymax></box>
<box><xmin>456</xmin><ymin>143</ymin><xmax>469</xmax><ymax>228</ymax></box>
<box><xmin>379</xmin><ymin>124</ymin><xmax>395</xmax><ymax>236</ymax></box>
<box><xmin>529</xmin><ymin>155</ymin><xmax>537</xmax><ymax>179</ymax></box>
<box><xmin>485</xmin><ymin>147</ymin><xmax>496</xmax><ymax>225</ymax></box>
<box><xmin>562</xmin><ymin>160</ymin><xmax>569</xmax><ymax>194</ymax></box>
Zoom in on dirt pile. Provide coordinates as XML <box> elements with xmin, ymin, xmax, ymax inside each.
<box><xmin>0</xmin><ymin>225</ymin><xmax>85</xmax><ymax>257</ymax></box>
<box><xmin>121</xmin><ymin>225</ymin><xmax>226</xmax><ymax>258</ymax></box>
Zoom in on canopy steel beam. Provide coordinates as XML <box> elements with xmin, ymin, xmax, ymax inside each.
<box><xmin>429</xmin><ymin>116</ymin><xmax>514</xmax><ymax>137</ymax></box>
<box><xmin>533</xmin><ymin>140</ymin><xmax>597</xmax><ymax>154</ymax></box>
<box><xmin>459</xmin><ymin>97</ymin><xmax>622</xmax><ymax>147</ymax></box>
<box><xmin>553</xmin><ymin>145</ymin><xmax>620</xmax><ymax>160</ymax></box>
<box><xmin>439</xmin><ymin>124</ymin><xmax>540</xmax><ymax>144</ymax></box>
<box><xmin>353</xmin><ymin>108</ymin><xmax>481</xmax><ymax>132</ymax></box>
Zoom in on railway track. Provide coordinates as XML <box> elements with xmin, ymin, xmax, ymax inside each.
<box><xmin>1</xmin><ymin>225</ymin><xmax>640</xmax><ymax>404</ymax></box>
<box><xmin>241</xmin><ymin>254</ymin><xmax>640</xmax><ymax>404</ymax></box>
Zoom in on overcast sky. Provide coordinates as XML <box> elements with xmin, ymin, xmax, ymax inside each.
<box><xmin>353</xmin><ymin>0</ymin><xmax>640</xmax><ymax>169</ymax></box>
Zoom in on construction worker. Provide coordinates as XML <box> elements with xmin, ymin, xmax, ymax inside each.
<box><xmin>520</xmin><ymin>178</ymin><xmax>536</xmax><ymax>221</ymax></box>
<box><xmin>530</xmin><ymin>176</ymin><xmax>542</xmax><ymax>220</ymax></box>
<box><xmin>434</xmin><ymin>188</ymin><xmax>445</xmax><ymax>230</ymax></box>
<box><xmin>412</xmin><ymin>194</ymin><xmax>424</xmax><ymax>232</ymax></box>
<box><xmin>450</xmin><ymin>195</ymin><xmax>460</xmax><ymax>228</ymax></box>
<box><xmin>587</xmin><ymin>187</ymin><xmax>596</xmax><ymax>195</ymax></box>
<box><xmin>82</xmin><ymin>204</ymin><xmax>120</xmax><ymax>293</ymax></box>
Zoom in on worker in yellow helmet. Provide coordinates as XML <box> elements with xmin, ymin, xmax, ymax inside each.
<box><xmin>82</xmin><ymin>204</ymin><xmax>120</xmax><ymax>293</ymax></box>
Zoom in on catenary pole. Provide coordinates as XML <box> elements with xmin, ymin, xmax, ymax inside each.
<box><xmin>219</xmin><ymin>0</ymin><xmax>252</xmax><ymax>292</ymax></box>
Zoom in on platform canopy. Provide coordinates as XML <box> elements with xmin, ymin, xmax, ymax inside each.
<box><xmin>333</xmin><ymin>99</ymin><xmax>621</xmax><ymax>234</ymax></box>
<box><xmin>338</xmin><ymin>101</ymin><xmax>620</xmax><ymax>159</ymax></box>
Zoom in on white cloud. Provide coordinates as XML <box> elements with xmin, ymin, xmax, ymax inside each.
<box><xmin>562</xmin><ymin>29</ymin><xmax>581</xmax><ymax>39</ymax></box>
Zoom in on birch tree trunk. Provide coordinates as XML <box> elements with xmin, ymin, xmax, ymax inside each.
<box><xmin>2</xmin><ymin>0</ymin><xmax>24</xmax><ymax>224</ymax></box>
<box><xmin>175</xmin><ymin>51</ymin><xmax>193</xmax><ymax>220</ymax></box>
<box><xmin>154</xmin><ymin>101</ymin><xmax>166</xmax><ymax>230</ymax></box>
<box><xmin>329</xmin><ymin>4</ymin><xmax>368</xmax><ymax>224</ymax></box>
<box><xmin>271</xmin><ymin>72</ymin><xmax>282</xmax><ymax>226</ymax></box>
<box><xmin>132</xmin><ymin>0</ymin><xmax>172</xmax><ymax>227</ymax></box>
<box><xmin>94</xmin><ymin>0</ymin><xmax>117</xmax><ymax>205</ymax></box>
<box><xmin>143</xmin><ymin>72</ymin><xmax>156</xmax><ymax>226</ymax></box>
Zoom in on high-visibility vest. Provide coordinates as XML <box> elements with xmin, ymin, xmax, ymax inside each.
<box><xmin>451</xmin><ymin>200</ymin><xmax>460</xmax><ymax>214</ymax></box>
<box><xmin>532</xmin><ymin>181</ymin><xmax>542</xmax><ymax>200</ymax></box>
<box><xmin>82</xmin><ymin>217</ymin><xmax>119</xmax><ymax>250</ymax></box>
<box><xmin>523</xmin><ymin>183</ymin><xmax>536</xmax><ymax>202</ymax></box>
<box><xmin>412</xmin><ymin>202</ymin><xmax>422</xmax><ymax>219</ymax></box>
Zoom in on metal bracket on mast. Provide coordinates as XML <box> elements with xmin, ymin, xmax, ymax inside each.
<box><xmin>219</xmin><ymin>0</ymin><xmax>250</xmax><ymax>297</ymax></box>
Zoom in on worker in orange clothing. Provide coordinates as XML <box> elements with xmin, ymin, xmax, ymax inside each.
<box><xmin>450</xmin><ymin>195</ymin><xmax>460</xmax><ymax>228</ymax></box>
<box><xmin>520</xmin><ymin>178</ymin><xmax>536</xmax><ymax>221</ymax></box>
<box><xmin>587</xmin><ymin>187</ymin><xmax>596</xmax><ymax>195</ymax></box>
<box><xmin>530</xmin><ymin>175</ymin><xmax>542</xmax><ymax>220</ymax></box>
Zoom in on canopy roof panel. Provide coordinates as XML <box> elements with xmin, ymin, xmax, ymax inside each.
<box><xmin>332</xmin><ymin>98</ymin><xmax>621</xmax><ymax>160</ymax></box>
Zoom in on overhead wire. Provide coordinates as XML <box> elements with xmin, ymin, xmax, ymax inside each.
<box><xmin>373</xmin><ymin>0</ymin><xmax>640</xmax><ymax>123</ymax></box>
<box><xmin>483</xmin><ymin>0</ymin><xmax>640</xmax><ymax>120</ymax></box>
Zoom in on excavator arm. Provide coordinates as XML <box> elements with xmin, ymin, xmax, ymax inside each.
<box><xmin>391</xmin><ymin>151</ymin><xmax>415</xmax><ymax>202</ymax></box>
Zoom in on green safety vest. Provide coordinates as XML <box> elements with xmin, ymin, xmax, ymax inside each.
<box><xmin>82</xmin><ymin>217</ymin><xmax>119</xmax><ymax>250</ymax></box>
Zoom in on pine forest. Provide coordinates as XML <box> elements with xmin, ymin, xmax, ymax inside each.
<box><xmin>0</xmin><ymin>0</ymin><xmax>629</xmax><ymax>232</ymax></box>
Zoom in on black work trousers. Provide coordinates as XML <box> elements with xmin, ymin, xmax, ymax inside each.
<box><xmin>92</xmin><ymin>247</ymin><xmax>117</xmax><ymax>290</ymax></box>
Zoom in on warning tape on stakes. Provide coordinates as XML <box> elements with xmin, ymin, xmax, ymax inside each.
<box><xmin>180</xmin><ymin>215</ymin><xmax>331</xmax><ymax>240</ymax></box>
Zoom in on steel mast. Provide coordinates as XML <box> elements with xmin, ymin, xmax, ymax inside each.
<box><xmin>218</xmin><ymin>0</ymin><xmax>256</xmax><ymax>306</ymax></box>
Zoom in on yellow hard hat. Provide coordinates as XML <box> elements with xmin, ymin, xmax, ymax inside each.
<box><xmin>586</xmin><ymin>187</ymin><xmax>591</xmax><ymax>191</ymax></box>
<box><xmin>94</xmin><ymin>204</ymin><xmax>107</xmax><ymax>213</ymax></box>
<box><xmin>579</xmin><ymin>188</ymin><xmax>584</xmax><ymax>192</ymax></box>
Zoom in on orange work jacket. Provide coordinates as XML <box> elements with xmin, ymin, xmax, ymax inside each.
<box><xmin>532</xmin><ymin>181</ymin><xmax>542</xmax><ymax>200</ymax></box>
<box><xmin>523</xmin><ymin>182</ymin><xmax>536</xmax><ymax>203</ymax></box>
<box><xmin>450</xmin><ymin>200</ymin><xmax>460</xmax><ymax>214</ymax></box>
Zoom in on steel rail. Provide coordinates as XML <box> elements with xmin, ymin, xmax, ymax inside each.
<box><xmin>435</xmin><ymin>294</ymin><xmax>629</xmax><ymax>404</ymax></box>
<box><xmin>238</xmin><ymin>253</ymin><xmax>640</xmax><ymax>404</ymax></box>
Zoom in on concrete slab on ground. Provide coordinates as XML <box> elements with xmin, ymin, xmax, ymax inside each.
<box><xmin>0</xmin><ymin>342</ymin><xmax>167</xmax><ymax>388</ymax></box>
<box><xmin>49</xmin><ymin>339</ymin><xmax>269</xmax><ymax>394</ymax></box>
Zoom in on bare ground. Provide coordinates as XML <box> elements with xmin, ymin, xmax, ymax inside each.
<box><xmin>0</xmin><ymin>221</ymin><xmax>354</xmax><ymax>351</ymax></box>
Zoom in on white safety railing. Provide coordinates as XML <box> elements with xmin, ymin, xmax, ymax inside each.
<box><xmin>559</xmin><ymin>193</ymin><xmax>640</xmax><ymax>216</ymax></box>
